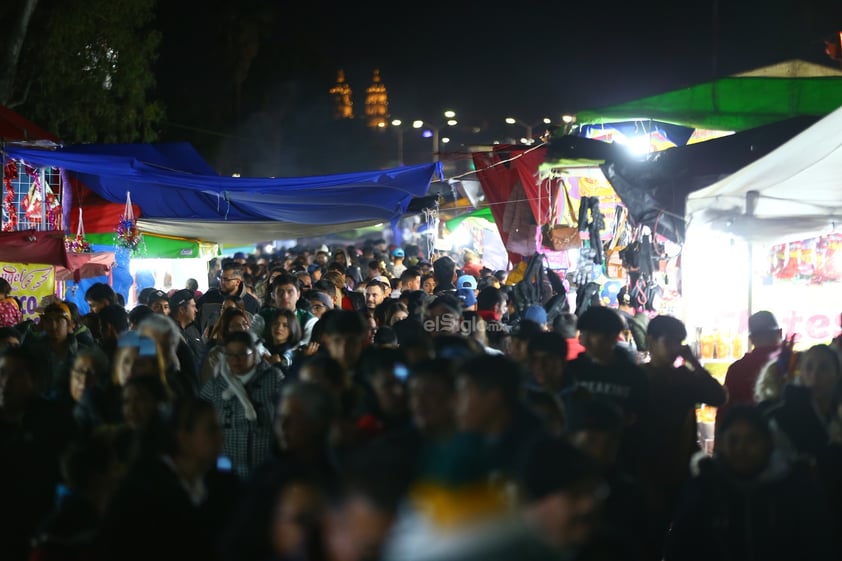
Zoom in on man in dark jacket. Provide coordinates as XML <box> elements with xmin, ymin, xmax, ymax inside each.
<box><xmin>565</xmin><ymin>306</ymin><xmax>650</xmax><ymax>478</ymax></box>
<box><xmin>197</xmin><ymin>260</ymin><xmax>260</xmax><ymax>335</ymax></box>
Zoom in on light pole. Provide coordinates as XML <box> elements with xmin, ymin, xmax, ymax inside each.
<box><xmin>414</xmin><ymin>110</ymin><xmax>457</xmax><ymax>162</ymax></box>
<box><xmin>505</xmin><ymin>116</ymin><xmax>551</xmax><ymax>144</ymax></box>
<box><xmin>387</xmin><ymin>119</ymin><xmax>405</xmax><ymax>165</ymax></box>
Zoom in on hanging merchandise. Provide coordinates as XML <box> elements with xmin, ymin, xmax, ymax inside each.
<box><xmin>65</xmin><ymin>208</ymin><xmax>91</xmax><ymax>253</ymax></box>
<box><xmin>21</xmin><ymin>166</ymin><xmax>61</xmax><ymax>229</ymax></box>
<box><xmin>2</xmin><ymin>160</ymin><xmax>18</xmax><ymax>231</ymax></box>
<box><xmin>577</xmin><ymin>196</ymin><xmax>605</xmax><ymax>264</ymax></box>
<box><xmin>502</xmin><ymin>180</ymin><xmax>538</xmax><ymax>256</ymax></box>
<box><xmin>115</xmin><ymin>191</ymin><xmax>144</xmax><ymax>254</ymax></box>
<box><xmin>540</xmin><ymin>178</ymin><xmax>581</xmax><ymax>252</ymax></box>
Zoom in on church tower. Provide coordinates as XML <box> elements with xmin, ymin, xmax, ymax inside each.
<box><xmin>365</xmin><ymin>69</ymin><xmax>388</xmax><ymax>128</ymax></box>
<box><xmin>330</xmin><ymin>69</ymin><xmax>354</xmax><ymax>120</ymax></box>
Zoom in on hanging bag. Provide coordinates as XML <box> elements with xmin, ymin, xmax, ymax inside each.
<box><xmin>541</xmin><ymin>179</ymin><xmax>581</xmax><ymax>252</ymax></box>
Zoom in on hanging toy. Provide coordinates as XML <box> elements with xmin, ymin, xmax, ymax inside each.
<box><xmin>2</xmin><ymin>160</ymin><xmax>18</xmax><ymax>232</ymax></box>
<box><xmin>115</xmin><ymin>191</ymin><xmax>143</xmax><ymax>254</ymax></box>
<box><xmin>65</xmin><ymin>208</ymin><xmax>91</xmax><ymax>253</ymax></box>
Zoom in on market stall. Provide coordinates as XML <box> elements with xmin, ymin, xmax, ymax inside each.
<box><xmin>684</xmin><ymin>103</ymin><xmax>842</xmax><ymax>354</ymax></box>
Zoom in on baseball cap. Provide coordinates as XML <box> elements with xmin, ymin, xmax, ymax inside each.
<box><xmin>392</xmin><ymin>248</ymin><xmax>405</xmax><ymax>258</ymax></box>
<box><xmin>148</xmin><ymin>289</ymin><xmax>169</xmax><ymax>304</ymax></box>
<box><xmin>456</xmin><ymin>274</ymin><xmax>478</xmax><ymax>290</ymax></box>
<box><xmin>456</xmin><ymin>288</ymin><xmax>477</xmax><ymax>308</ymax></box>
<box><xmin>307</xmin><ymin>290</ymin><xmax>335</xmax><ymax>310</ymax></box>
<box><xmin>168</xmin><ymin>289</ymin><xmax>194</xmax><ymax>310</ymax></box>
<box><xmin>524</xmin><ymin>305</ymin><xmax>548</xmax><ymax>325</ymax></box>
<box><xmin>41</xmin><ymin>302</ymin><xmax>71</xmax><ymax>321</ymax></box>
<box><xmin>748</xmin><ymin>311</ymin><xmax>780</xmax><ymax>335</ymax></box>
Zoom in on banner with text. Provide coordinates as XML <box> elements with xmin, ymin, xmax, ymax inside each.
<box><xmin>0</xmin><ymin>262</ymin><xmax>56</xmax><ymax>321</ymax></box>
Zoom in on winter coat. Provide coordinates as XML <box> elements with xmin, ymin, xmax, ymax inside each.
<box><xmin>664</xmin><ymin>454</ymin><xmax>835</xmax><ymax>561</ymax></box>
<box><xmin>199</xmin><ymin>361</ymin><xmax>284</xmax><ymax>479</ymax></box>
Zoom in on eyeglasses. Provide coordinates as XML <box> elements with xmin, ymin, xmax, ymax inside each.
<box><xmin>220</xmin><ymin>277</ymin><xmax>239</xmax><ymax>283</ymax></box>
<box><xmin>224</xmin><ymin>349</ymin><xmax>255</xmax><ymax>359</ymax></box>
<box><xmin>70</xmin><ymin>367</ymin><xmax>94</xmax><ymax>377</ymax></box>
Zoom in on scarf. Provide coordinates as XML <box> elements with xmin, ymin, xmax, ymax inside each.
<box><xmin>220</xmin><ymin>361</ymin><xmax>258</xmax><ymax>421</ymax></box>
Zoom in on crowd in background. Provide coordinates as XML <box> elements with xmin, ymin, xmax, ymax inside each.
<box><xmin>1</xmin><ymin>239</ymin><xmax>842</xmax><ymax>561</ymax></box>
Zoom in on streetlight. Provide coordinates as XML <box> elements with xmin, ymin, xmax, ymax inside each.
<box><xmin>504</xmin><ymin>116</ymin><xmax>551</xmax><ymax>144</ymax></box>
<box><xmin>413</xmin><ymin>110</ymin><xmax>458</xmax><ymax>162</ymax></box>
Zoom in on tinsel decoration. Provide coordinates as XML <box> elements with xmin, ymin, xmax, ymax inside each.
<box><xmin>21</xmin><ymin>166</ymin><xmax>61</xmax><ymax>230</ymax></box>
<box><xmin>2</xmin><ymin>160</ymin><xmax>17</xmax><ymax>232</ymax></box>
<box><xmin>115</xmin><ymin>191</ymin><xmax>143</xmax><ymax>253</ymax></box>
<box><xmin>65</xmin><ymin>208</ymin><xmax>91</xmax><ymax>253</ymax></box>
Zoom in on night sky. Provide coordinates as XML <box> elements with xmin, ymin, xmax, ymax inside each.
<box><xmin>153</xmin><ymin>0</ymin><xmax>842</xmax><ymax>174</ymax></box>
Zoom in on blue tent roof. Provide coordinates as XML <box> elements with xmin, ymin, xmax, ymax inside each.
<box><xmin>3</xmin><ymin>143</ymin><xmax>443</xmax><ymax>244</ymax></box>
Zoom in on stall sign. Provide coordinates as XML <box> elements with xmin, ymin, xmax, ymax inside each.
<box><xmin>0</xmin><ymin>262</ymin><xmax>56</xmax><ymax>321</ymax></box>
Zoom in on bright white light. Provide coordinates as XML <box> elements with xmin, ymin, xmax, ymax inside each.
<box><xmin>232</xmin><ymin>172</ymin><xmax>241</xmax><ymax>178</ymax></box>
<box><xmin>449</xmin><ymin>226</ymin><xmax>471</xmax><ymax>249</ymax></box>
<box><xmin>627</xmin><ymin>135</ymin><xmax>651</xmax><ymax>156</ymax></box>
<box><xmin>543</xmin><ymin>117</ymin><xmax>551</xmax><ymax>124</ymax></box>
<box><xmin>391</xmin><ymin>119</ymin><xmax>402</xmax><ymax>126</ymax></box>
<box><xmin>263</xmin><ymin>244</ymin><xmax>274</xmax><ymax>254</ymax></box>
<box><xmin>377</xmin><ymin>121</ymin><xmax>386</xmax><ymax>128</ymax></box>
<box><xmin>562</xmin><ymin>115</ymin><xmax>574</xmax><ymax>123</ymax></box>
<box><xmin>444</xmin><ymin>110</ymin><xmax>456</xmax><ymax>119</ymax></box>
<box><xmin>505</xmin><ymin>117</ymin><xmax>517</xmax><ymax>125</ymax></box>
<box><xmin>412</xmin><ymin>120</ymin><xmax>423</xmax><ymax>128</ymax></box>
<box><xmin>519</xmin><ymin>137</ymin><xmax>530</xmax><ymax>145</ymax></box>
<box><xmin>446</xmin><ymin>119</ymin><xmax>457</xmax><ymax>126</ymax></box>
<box><xmin>441</xmin><ymin>137</ymin><xmax>450</xmax><ymax>144</ymax></box>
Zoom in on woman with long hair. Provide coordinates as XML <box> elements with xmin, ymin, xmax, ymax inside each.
<box><xmin>200</xmin><ymin>307</ymin><xmax>252</xmax><ymax>386</ymax></box>
<box><xmin>261</xmin><ymin>307</ymin><xmax>302</xmax><ymax>374</ymax></box>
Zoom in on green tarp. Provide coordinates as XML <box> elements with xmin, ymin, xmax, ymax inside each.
<box><xmin>575</xmin><ymin>76</ymin><xmax>842</xmax><ymax>132</ymax></box>
<box><xmin>86</xmin><ymin>232</ymin><xmax>219</xmax><ymax>259</ymax></box>
<box><xmin>446</xmin><ymin>206</ymin><xmax>494</xmax><ymax>231</ymax></box>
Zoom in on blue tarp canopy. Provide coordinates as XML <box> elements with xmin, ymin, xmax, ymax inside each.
<box><xmin>2</xmin><ymin>143</ymin><xmax>443</xmax><ymax>245</ymax></box>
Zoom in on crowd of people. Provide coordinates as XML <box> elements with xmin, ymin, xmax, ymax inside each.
<box><xmin>1</xmin><ymin>239</ymin><xmax>842</xmax><ymax>561</ymax></box>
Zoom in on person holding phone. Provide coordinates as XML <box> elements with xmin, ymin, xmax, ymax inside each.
<box><xmin>640</xmin><ymin>314</ymin><xmax>727</xmax><ymax>559</ymax></box>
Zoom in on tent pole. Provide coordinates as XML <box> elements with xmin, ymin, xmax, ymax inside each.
<box><xmin>745</xmin><ymin>190</ymin><xmax>759</xmax><ymax>318</ymax></box>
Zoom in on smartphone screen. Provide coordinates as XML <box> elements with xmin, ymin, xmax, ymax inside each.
<box><xmin>216</xmin><ymin>455</ymin><xmax>233</xmax><ymax>472</ymax></box>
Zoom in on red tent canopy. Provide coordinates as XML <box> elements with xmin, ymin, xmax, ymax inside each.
<box><xmin>0</xmin><ymin>105</ymin><xmax>59</xmax><ymax>143</ymax></box>
<box><xmin>0</xmin><ymin>229</ymin><xmax>114</xmax><ymax>281</ymax></box>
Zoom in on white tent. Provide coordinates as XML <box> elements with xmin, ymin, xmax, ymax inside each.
<box><xmin>682</xmin><ymin>104</ymin><xmax>842</xmax><ymax>349</ymax></box>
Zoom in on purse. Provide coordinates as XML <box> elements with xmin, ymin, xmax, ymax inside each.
<box><xmin>541</xmin><ymin>179</ymin><xmax>581</xmax><ymax>252</ymax></box>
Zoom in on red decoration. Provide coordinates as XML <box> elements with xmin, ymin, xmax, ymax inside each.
<box><xmin>2</xmin><ymin>160</ymin><xmax>17</xmax><ymax>231</ymax></box>
<box><xmin>65</xmin><ymin>208</ymin><xmax>91</xmax><ymax>253</ymax></box>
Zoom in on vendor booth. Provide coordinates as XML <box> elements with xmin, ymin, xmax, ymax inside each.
<box><xmin>684</xmin><ymin>103</ymin><xmax>842</xmax><ymax>355</ymax></box>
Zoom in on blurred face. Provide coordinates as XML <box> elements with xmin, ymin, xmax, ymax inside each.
<box><xmin>424</xmin><ymin>304</ymin><xmax>460</xmax><ymax>336</ymax></box>
<box><xmin>179</xmin><ymin>409</ymin><xmax>223</xmax><ymax>469</ymax></box>
<box><xmin>275</xmin><ymin>394</ymin><xmax>325</xmax><ymax>452</ymax></box>
<box><xmin>371</xmin><ymin>370</ymin><xmax>407</xmax><ymax>419</ymax></box>
<box><xmin>409</xmin><ymin>376</ymin><xmax>454</xmax><ymax>436</ymax></box>
<box><xmin>0</xmin><ymin>334</ymin><xmax>20</xmax><ymax>351</ymax></box>
<box><xmin>226</xmin><ymin>314</ymin><xmax>250</xmax><ymax>334</ymax></box>
<box><xmin>364</xmin><ymin>285</ymin><xmax>385</xmax><ymax>310</ymax></box>
<box><xmin>523</xmin><ymin>481</ymin><xmax>602</xmax><ymax>549</ymax></box>
<box><xmin>122</xmin><ymin>384</ymin><xmax>159</xmax><ymax>430</ymax></box>
<box><xmin>404</xmin><ymin>276</ymin><xmax>421</xmax><ymax>292</ymax></box>
<box><xmin>86</xmin><ymin>299</ymin><xmax>107</xmax><ymax>314</ymax></box>
<box><xmin>800</xmin><ymin>348</ymin><xmax>839</xmax><ymax>403</ymax></box>
<box><xmin>273</xmin><ymin>283</ymin><xmax>299</xmax><ymax>311</ymax></box>
<box><xmin>388</xmin><ymin>310</ymin><xmax>408</xmax><ymax>326</ymax></box>
<box><xmin>272</xmin><ymin>315</ymin><xmax>291</xmax><ymax>344</ymax></box>
<box><xmin>648</xmin><ymin>335</ymin><xmax>683</xmax><ymax>366</ymax></box>
<box><xmin>718</xmin><ymin>419</ymin><xmax>772</xmax><ymax>476</ymax></box>
<box><xmin>324</xmin><ymin>333</ymin><xmax>365</xmax><ymax>371</ymax></box>
<box><xmin>298</xmin><ymin>275</ymin><xmax>313</xmax><ymax>291</ymax></box>
<box><xmin>270</xmin><ymin>482</ymin><xmax>322</xmax><ymax>558</ymax></box>
<box><xmin>528</xmin><ymin>351</ymin><xmax>566</xmax><ymax>390</ymax></box>
<box><xmin>178</xmin><ymin>299</ymin><xmax>197</xmax><ymax>323</ymax></box>
<box><xmin>224</xmin><ymin>341</ymin><xmax>258</xmax><ymax>376</ymax></box>
<box><xmin>569</xmin><ymin>429</ymin><xmax>620</xmax><ymax>471</ymax></box>
<box><xmin>455</xmin><ymin>376</ymin><xmax>498</xmax><ymax>433</ymax></box>
<box><xmin>70</xmin><ymin>354</ymin><xmax>97</xmax><ymax>403</ymax></box>
<box><xmin>40</xmin><ymin>312</ymin><xmax>70</xmax><ymax>341</ymax></box>
<box><xmin>114</xmin><ymin>347</ymin><xmax>139</xmax><ymax>386</ymax></box>
<box><xmin>580</xmin><ymin>331</ymin><xmax>617</xmax><ymax>363</ymax></box>
<box><xmin>219</xmin><ymin>272</ymin><xmax>243</xmax><ymax>295</ymax></box>
<box><xmin>422</xmin><ymin>277</ymin><xmax>435</xmax><ymax>294</ymax></box>
<box><xmin>150</xmin><ymin>299</ymin><xmax>170</xmax><ymax>315</ymax></box>
<box><xmin>0</xmin><ymin>355</ymin><xmax>34</xmax><ymax>411</ymax></box>
<box><xmin>308</xmin><ymin>299</ymin><xmax>329</xmax><ymax>319</ymax></box>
